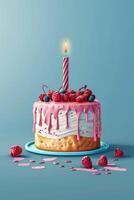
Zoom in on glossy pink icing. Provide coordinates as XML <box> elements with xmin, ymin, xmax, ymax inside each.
<box><xmin>33</xmin><ymin>100</ymin><xmax>101</xmax><ymax>141</ymax></box>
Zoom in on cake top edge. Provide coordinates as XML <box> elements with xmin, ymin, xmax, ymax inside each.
<box><xmin>34</xmin><ymin>99</ymin><xmax>100</xmax><ymax>105</ymax></box>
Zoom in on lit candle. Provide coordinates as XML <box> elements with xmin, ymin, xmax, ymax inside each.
<box><xmin>63</xmin><ymin>40</ymin><xmax>70</xmax><ymax>91</ymax></box>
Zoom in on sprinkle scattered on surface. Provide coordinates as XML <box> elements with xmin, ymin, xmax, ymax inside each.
<box><xmin>92</xmin><ymin>171</ymin><xmax>101</xmax><ymax>175</ymax></box>
<box><xmin>42</xmin><ymin>157</ymin><xmax>57</xmax><ymax>162</ymax></box>
<box><xmin>104</xmin><ymin>166</ymin><xmax>127</xmax><ymax>172</ymax></box>
<box><xmin>59</xmin><ymin>165</ymin><xmax>64</xmax><ymax>168</ymax></box>
<box><xmin>29</xmin><ymin>159</ymin><xmax>36</xmax><ymax>163</ymax></box>
<box><xmin>64</xmin><ymin>160</ymin><xmax>72</xmax><ymax>163</ymax></box>
<box><xmin>13</xmin><ymin>157</ymin><xmax>25</xmax><ymax>162</ymax></box>
<box><xmin>53</xmin><ymin>161</ymin><xmax>60</xmax><ymax>165</ymax></box>
<box><xmin>32</xmin><ymin>166</ymin><xmax>45</xmax><ymax>170</ymax></box>
<box><xmin>38</xmin><ymin>161</ymin><xmax>45</xmax><ymax>164</ymax></box>
<box><xmin>105</xmin><ymin>171</ymin><xmax>112</xmax><ymax>175</ymax></box>
<box><xmin>71</xmin><ymin>167</ymin><xmax>98</xmax><ymax>173</ymax></box>
<box><xmin>18</xmin><ymin>163</ymin><xmax>30</xmax><ymax>167</ymax></box>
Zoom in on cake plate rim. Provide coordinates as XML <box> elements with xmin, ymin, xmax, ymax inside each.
<box><xmin>25</xmin><ymin>141</ymin><xmax>109</xmax><ymax>156</ymax></box>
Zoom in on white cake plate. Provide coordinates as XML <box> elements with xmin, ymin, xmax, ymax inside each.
<box><xmin>25</xmin><ymin>141</ymin><xmax>109</xmax><ymax>156</ymax></box>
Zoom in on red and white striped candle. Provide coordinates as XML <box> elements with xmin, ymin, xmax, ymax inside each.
<box><xmin>63</xmin><ymin>40</ymin><xmax>69</xmax><ymax>90</ymax></box>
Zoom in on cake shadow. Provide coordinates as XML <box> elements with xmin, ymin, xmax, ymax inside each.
<box><xmin>93</xmin><ymin>144</ymin><xmax>134</xmax><ymax>158</ymax></box>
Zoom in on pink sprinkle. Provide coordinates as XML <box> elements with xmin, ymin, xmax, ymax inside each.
<box><xmin>32</xmin><ymin>166</ymin><xmax>45</xmax><ymax>170</ymax></box>
<box><xmin>69</xmin><ymin>166</ymin><xmax>74</xmax><ymax>169</ymax></box>
<box><xmin>92</xmin><ymin>172</ymin><xmax>101</xmax><ymax>175</ymax></box>
<box><xmin>104</xmin><ymin>167</ymin><xmax>127</xmax><ymax>172</ymax></box>
<box><xmin>70</xmin><ymin>167</ymin><xmax>76</xmax><ymax>171</ymax></box>
<box><xmin>13</xmin><ymin>157</ymin><xmax>25</xmax><ymax>162</ymax></box>
<box><xmin>53</xmin><ymin>162</ymin><xmax>60</xmax><ymax>165</ymax></box>
<box><xmin>38</xmin><ymin>161</ymin><xmax>45</xmax><ymax>164</ymax></box>
<box><xmin>71</xmin><ymin>167</ymin><xmax>98</xmax><ymax>173</ymax></box>
<box><xmin>64</xmin><ymin>160</ymin><xmax>72</xmax><ymax>163</ymax></box>
<box><xmin>18</xmin><ymin>163</ymin><xmax>30</xmax><ymax>167</ymax></box>
<box><xmin>105</xmin><ymin>171</ymin><xmax>111</xmax><ymax>175</ymax></box>
<box><xmin>13</xmin><ymin>160</ymin><xmax>19</xmax><ymax>163</ymax></box>
<box><xmin>59</xmin><ymin>165</ymin><xmax>64</xmax><ymax>168</ymax></box>
<box><xmin>29</xmin><ymin>159</ymin><xmax>36</xmax><ymax>163</ymax></box>
<box><xmin>42</xmin><ymin>157</ymin><xmax>57</xmax><ymax>162</ymax></box>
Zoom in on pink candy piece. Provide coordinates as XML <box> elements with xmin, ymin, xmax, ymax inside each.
<box><xmin>38</xmin><ymin>161</ymin><xmax>45</xmax><ymax>164</ymax></box>
<box><xmin>13</xmin><ymin>157</ymin><xmax>25</xmax><ymax>162</ymax></box>
<box><xmin>93</xmin><ymin>172</ymin><xmax>101</xmax><ymax>175</ymax></box>
<box><xmin>32</xmin><ymin>166</ymin><xmax>45</xmax><ymax>170</ymax></box>
<box><xmin>71</xmin><ymin>167</ymin><xmax>98</xmax><ymax>173</ymax></box>
<box><xmin>105</xmin><ymin>171</ymin><xmax>111</xmax><ymax>175</ymax></box>
<box><xmin>104</xmin><ymin>167</ymin><xmax>127</xmax><ymax>172</ymax></box>
<box><xmin>29</xmin><ymin>159</ymin><xmax>36</xmax><ymax>163</ymax></box>
<box><xmin>42</xmin><ymin>157</ymin><xmax>57</xmax><ymax>162</ymax></box>
<box><xmin>53</xmin><ymin>162</ymin><xmax>60</xmax><ymax>165</ymax></box>
<box><xmin>18</xmin><ymin>163</ymin><xmax>30</xmax><ymax>167</ymax></box>
<box><xmin>59</xmin><ymin>165</ymin><xmax>64</xmax><ymax>168</ymax></box>
<box><xmin>64</xmin><ymin>160</ymin><xmax>72</xmax><ymax>163</ymax></box>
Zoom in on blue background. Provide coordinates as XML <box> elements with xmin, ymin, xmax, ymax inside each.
<box><xmin>0</xmin><ymin>0</ymin><xmax>134</xmax><ymax>199</ymax></box>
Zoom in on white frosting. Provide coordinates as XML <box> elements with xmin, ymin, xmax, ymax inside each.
<box><xmin>36</xmin><ymin>109</ymin><xmax>95</xmax><ymax>139</ymax></box>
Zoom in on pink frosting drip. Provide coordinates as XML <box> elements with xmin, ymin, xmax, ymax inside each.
<box><xmin>33</xmin><ymin>106</ymin><xmax>37</xmax><ymax>132</ymax></box>
<box><xmin>33</xmin><ymin>100</ymin><xmax>101</xmax><ymax>141</ymax></box>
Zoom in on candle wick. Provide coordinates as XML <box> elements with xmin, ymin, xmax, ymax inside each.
<box><xmin>64</xmin><ymin>51</ymin><xmax>68</xmax><ymax>57</ymax></box>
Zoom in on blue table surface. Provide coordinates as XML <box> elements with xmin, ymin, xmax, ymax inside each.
<box><xmin>0</xmin><ymin>0</ymin><xmax>134</xmax><ymax>199</ymax></box>
<box><xmin>0</xmin><ymin>131</ymin><xmax>134</xmax><ymax>200</ymax></box>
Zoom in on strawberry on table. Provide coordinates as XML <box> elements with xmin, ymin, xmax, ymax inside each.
<box><xmin>10</xmin><ymin>145</ymin><xmax>23</xmax><ymax>157</ymax></box>
<box><xmin>114</xmin><ymin>148</ymin><xmax>124</xmax><ymax>157</ymax></box>
<box><xmin>82</xmin><ymin>156</ymin><xmax>93</xmax><ymax>169</ymax></box>
<box><xmin>97</xmin><ymin>155</ymin><xmax>108</xmax><ymax>166</ymax></box>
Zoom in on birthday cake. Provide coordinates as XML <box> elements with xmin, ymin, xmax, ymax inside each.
<box><xmin>32</xmin><ymin>41</ymin><xmax>101</xmax><ymax>152</ymax></box>
<box><xmin>33</xmin><ymin>85</ymin><xmax>101</xmax><ymax>152</ymax></box>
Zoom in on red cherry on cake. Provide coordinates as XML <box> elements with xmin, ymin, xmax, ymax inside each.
<box><xmin>97</xmin><ymin>155</ymin><xmax>108</xmax><ymax>166</ymax></box>
<box><xmin>10</xmin><ymin>145</ymin><xmax>23</xmax><ymax>157</ymax></box>
<box><xmin>69</xmin><ymin>93</ymin><xmax>76</xmax><ymax>102</ymax></box>
<box><xmin>76</xmin><ymin>91</ymin><xmax>82</xmax><ymax>97</ymax></box>
<box><xmin>83</xmin><ymin>94</ymin><xmax>89</xmax><ymax>101</ymax></box>
<box><xmin>52</xmin><ymin>92</ymin><xmax>62</xmax><ymax>102</ymax></box>
<box><xmin>82</xmin><ymin>156</ymin><xmax>92</xmax><ymax>169</ymax></box>
<box><xmin>39</xmin><ymin>93</ymin><xmax>46</xmax><ymax>102</ymax></box>
<box><xmin>63</xmin><ymin>93</ymin><xmax>69</xmax><ymax>102</ymax></box>
<box><xmin>67</xmin><ymin>89</ymin><xmax>76</xmax><ymax>94</ymax></box>
<box><xmin>114</xmin><ymin>148</ymin><xmax>124</xmax><ymax>157</ymax></box>
<box><xmin>47</xmin><ymin>90</ymin><xmax>54</xmax><ymax>99</ymax></box>
<box><xmin>76</xmin><ymin>95</ymin><xmax>84</xmax><ymax>102</ymax></box>
<box><xmin>84</xmin><ymin>89</ymin><xmax>92</xmax><ymax>97</ymax></box>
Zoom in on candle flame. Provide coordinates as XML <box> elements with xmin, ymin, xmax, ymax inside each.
<box><xmin>64</xmin><ymin>40</ymin><xmax>69</xmax><ymax>53</ymax></box>
<box><xmin>62</xmin><ymin>40</ymin><xmax>70</xmax><ymax>54</ymax></box>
